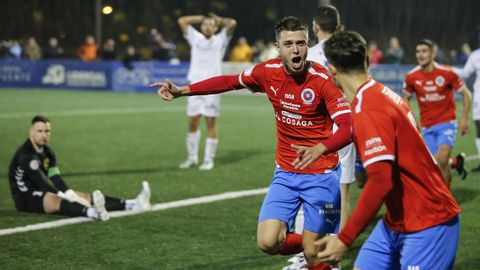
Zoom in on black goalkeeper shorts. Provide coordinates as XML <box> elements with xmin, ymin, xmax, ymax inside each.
<box><xmin>13</xmin><ymin>190</ymin><xmax>47</xmax><ymax>214</ymax></box>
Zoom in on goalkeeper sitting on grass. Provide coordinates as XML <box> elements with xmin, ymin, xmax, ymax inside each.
<box><xmin>7</xmin><ymin>115</ymin><xmax>151</xmax><ymax>221</ymax></box>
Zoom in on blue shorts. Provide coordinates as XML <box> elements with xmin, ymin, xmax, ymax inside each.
<box><xmin>354</xmin><ymin>154</ymin><xmax>365</xmax><ymax>174</ymax></box>
<box><xmin>258</xmin><ymin>166</ymin><xmax>341</xmax><ymax>234</ymax></box>
<box><xmin>423</xmin><ymin>122</ymin><xmax>457</xmax><ymax>154</ymax></box>
<box><xmin>355</xmin><ymin>216</ymin><xmax>460</xmax><ymax>270</ymax></box>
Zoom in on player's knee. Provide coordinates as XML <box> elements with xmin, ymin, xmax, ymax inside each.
<box><xmin>256</xmin><ymin>234</ymin><xmax>284</xmax><ymax>255</ymax></box>
<box><xmin>43</xmin><ymin>192</ymin><xmax>62</xmax><ymax>213</ymax></box>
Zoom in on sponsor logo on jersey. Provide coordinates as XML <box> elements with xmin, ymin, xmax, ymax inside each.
<box><xmin>407</xmin><ymin>266</ymin><xmax>420</xmax><ymax>270</ymax></box>
<box><xmin>29</xmin><ymin>159</ymin><xmax>39</xmax><ymax>170</ymax></box>
<box><xmin>420</xmin><ymin>93</ymin><xmax>446</xmax><ymax>102</ymax></box>
<box><xmin>301</xmin><ymin>88</ymin><xmax>315</xmax><ymax>105</ymax></box>
<box><xmin>284</xmin><ymin>93</ymin><xmax>294</xmax><ymax>100</ymax></box>
<box><xmin>415</xmin><ymin>80</ymin><xmax>422</xmax><ymax>86</ymax></box>
<box><xmin>381</xmin><ymin>87</ymin><xmax>402</xmax><ymax>105</ymax></box>
<box><xmin>364</xmin><ymin>137</ymin><xmax>387</xmax><ymax>156</ymax></box>
<box><xmin>274</xmin><ymin>111</ymin><xmax>313</xmax><ymax>127</ymax></box>
<box><xmin>435</xmin><ymin>75</ymin><xmax>445</xmax><ymax>87</ymax></box>
<box><xmin>280</xmin><ymin>100</ymin><xmax>301</xmax><ymax>111</ymax></box>
<box><xmin>281</xmin><ymin>110</ymin><xmax>302</xmax><ymax>119</ymax></box>
<box><xmin>424</xmin><ymin>85</ymin><xmax>437</xmax><ymax>92</ymax></box>
<box><xmin>14</xmin><ymin>167</ymin><xmax>28</xmax><ymax>192</ymax></box>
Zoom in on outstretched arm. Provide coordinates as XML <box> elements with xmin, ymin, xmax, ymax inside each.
<box><xmin>178</xmin><ymin>15</ymin><xmax>206</xmax><ymax>34</ymax></box>
<box><xmin>152</xmin><ymin>75</ymin><xmax>244</xmax><ymax>101</ymax></box>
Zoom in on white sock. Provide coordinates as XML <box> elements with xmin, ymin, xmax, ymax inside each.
<box><xmin>186</xmin><ymin>131</ymin><xmax>200</xmax><ymax>162</ymax></box>
<box><xmin>204</xmin><ymin>138</ymin><xmax>218</xmax><ymax>163</ymax></box>
<box><xmin>294</xmin><ymin>207</ymin><xmax>304</xmax><ymax>234</ymax></box>
<box><xmin>86</xmin><ymin>207</ymin><xmax>97</xmax><ymax>218</ymax></box>
<box><xmin>125</xmin><ymin>199</ymin><xmax>136</xmax><ymax>210</ymax></box>
<box><xmin>476</xmin><ymin>138</ymin><xmax>480</xmax><ymax>158</ymax></box>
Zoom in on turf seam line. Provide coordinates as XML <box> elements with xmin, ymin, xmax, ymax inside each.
<box><xmin>0</xmin><ymin>187</ymin><xmax>268</xmax><ymax>236</ymax></box>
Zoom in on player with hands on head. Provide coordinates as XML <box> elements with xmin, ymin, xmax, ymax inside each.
<box><xmin>176</xmin><ymin>12</ymin><xmax>237</xmax><ymax>171</ymax></box>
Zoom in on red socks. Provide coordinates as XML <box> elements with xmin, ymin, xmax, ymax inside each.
<box><xmin>277</xmin><ymin>233</ymin><xmax>303</xmax><ymax>255</ymax></box>
<box><xmin>308</xmin><ymin>262</ymin><xmax>333</xmax><ymax>270</ymax></box>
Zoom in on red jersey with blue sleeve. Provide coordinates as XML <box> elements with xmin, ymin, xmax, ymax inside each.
<box><xmin>351</xmin><ymin>79</ymin><xmax>460</xmax><ymax>233</ymax></box>
<box><xmin>403</xmin><ymin>63</ymin><xmax>464</xmax><ymax>128</ymax></box>
<box><xmin>239</xmin><ymin>58</ymin><xmax>351</xmax><ymax>174</ymax></box>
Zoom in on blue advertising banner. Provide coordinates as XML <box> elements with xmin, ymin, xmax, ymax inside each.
<box><xmin>111</xmin><ymin>61</ymin><xmax>189</xmax><ymax>92</ymax></box>
<box><xmin>0</xmin><ymin>59</ymin><xmax>36</xmax><ymax>87</ymax></box>
<box><xmin>35</xmin><ymin>60</ymin><xmax>112</xmax><ymax>90</ymax></box>
<box><xmin>369</xmin><ymin>64</ymin><xmax>414</xmax><ymax>93</ymax></box>
<box><xmin>0</xmin><ymin>59</ymin><xmax>418</xmax><ymax>95</ymax></box>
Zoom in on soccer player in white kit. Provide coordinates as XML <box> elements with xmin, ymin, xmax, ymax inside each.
<box><xmin>455</xmin><ymin>32</ymin><xmax>480</xmax><ymax>171</ymax></box>
<box><xmin>177</xmin><ymin>13</ymin><xmax>237</xmax><ymax>170</ymax></box>
<box><xmin>283</xmin><ymin>5</ymin><xmax>355</xmax><ymax>270</ymax></box>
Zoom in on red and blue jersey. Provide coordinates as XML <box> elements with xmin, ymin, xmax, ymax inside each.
<box><xmin>239</xmin><ymin>58</ymin><xmax>351</xmax><ymax>174</ymax></box>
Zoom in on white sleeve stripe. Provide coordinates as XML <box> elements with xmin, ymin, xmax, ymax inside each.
<box><xmin>238</xmin><ymin>73</ymin><xmax>247</xmax><ymax>88</ymax></box>
<box><xmin>363</xmin><ymin>154</ymin><xmax>395</xmax><ymax>168</ymax></box>
<box><xmin>331</xmin><ymin>109</ymin><xmax>352</xmax><ymax>119</ymax></box>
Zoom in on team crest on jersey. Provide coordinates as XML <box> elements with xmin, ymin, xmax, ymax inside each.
<box><xmin>243</xmin><ymin>66</ymin><xmax>254</xmax><ymax>76</ymax></box>
<box><xmin>43</xmin><ymin>158</ymin><xmax>50</xmax><ymax>170</ymax></box>
<box><xmin>301</xmin><ymin>88</ymin><xmax>315</xmax><ymax>105</ymax></box>
<box><xmin>435</xmin><ymin>76</ymin><xmax>445</xmax><ymax>87</ymax></box>
<box><xmin>29</xmin><ymin>159</ymin><xmax>40</xmax><ymax>170</ymax></box>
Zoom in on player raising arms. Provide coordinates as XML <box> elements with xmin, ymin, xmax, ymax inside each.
<box><xmin>404</xmin><ymin>39</ymin><xmax>472</xmax><ymax>183</ymax></box>
<box><xmin>316</xmin><ymin>31</ymin><xmax>460</xmax><ymax>270</ymax></box>
<box><xmin>177</xmin><ymin>13</ymin><xmax>237</xmax><ymax>170</ymax></box>
<box><xmin>153</xmin><ymin>16</ymin><xmax>352</xmax><ymax>270</ymax></box>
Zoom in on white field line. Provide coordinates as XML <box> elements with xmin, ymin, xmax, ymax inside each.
<box><xmin>0</xmin><ymin>105</ymin><xmax>271</xmax><ymax>119</ymax></box>
<box><xmin>0</xmin><ymin>187</ymin><xmax>268</xmax><ymax>236</ymax></box>
<box><xmin>465</xmin><ymin>155</ymin><xmax>478</xmax><ymax>161</ymax></box>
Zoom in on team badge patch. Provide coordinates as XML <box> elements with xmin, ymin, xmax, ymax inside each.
<box><xmin>301</xmin><ymin>88</ymin><xmax>315</xmax><ymax>105</ymax></box>
<box><xmin>243</xmin><ymin>66</ymin><xmax>254</xmax><ymax>76</ymax></box>
<box><xmin>29</xmin><ymin>159</ymin><xmax>40</xmax><ymax>170</ymax></box>
<box><xmin>435</xmin><ymin>76</ymin><xmax>445</xmax><ymax>87</ymax></box>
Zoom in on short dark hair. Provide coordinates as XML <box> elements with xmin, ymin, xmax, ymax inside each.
<box><xmin>416</xmin><ymin>39</ymin><xmax>435</xmax><ymax>50</ymax></box>
<box><xmin>31</xmin><ymin>115</ymin><xmax>50</xmax><ymax>125</ymax></box>
<box><xmin>324</xmin><ymin>31</ymin><xmax>367</xmax><ymax>73</ymax></box>
<box><xmin>274</xmin><ymin>16</ymin><xmax>308</xmax><ymax>41</ymax></box>
<box><xmin>313</xmin><ymin>5</ymin><xmax>340</xmax><ymax>34</ymax></box>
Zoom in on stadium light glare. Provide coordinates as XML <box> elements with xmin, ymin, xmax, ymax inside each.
<box><xmin>102</xmin><ymin>5</ymin><xmax>113</xmax><ymax>15</ymax></box>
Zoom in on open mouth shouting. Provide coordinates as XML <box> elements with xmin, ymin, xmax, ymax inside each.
<box><xmin>291</xmin><ymin>56</ymin><xmax>303</xmax><ymax>70</ymax></box>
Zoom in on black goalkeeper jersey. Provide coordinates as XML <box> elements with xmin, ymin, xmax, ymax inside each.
<box><xmin>8</xmin><ymin>139</ymin><xmax>68</xmax><ymax>196</ymax></box>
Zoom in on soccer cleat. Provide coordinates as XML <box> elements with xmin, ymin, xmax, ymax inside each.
<box><xmin>454</xmin><ymin>152</ymin><xmax>467</xmax><ymax>180</ymax></box>
<box><xmin>471</xmin><ymin>164</ymin><xmax>480</xmax><ymax>172</ymax></box>
<box><xmin>179</xmin><ymin>159</ymin><xmax>198</xmax><ymax>169</ymax></box>
<box><xmin>92</xmin><ymin>190</ymin><xmax>110</xmax><ymax>221</ymax></box>
<box><xmin>199</xmin><ymin>160</ymin><xmax>214</xmax><ymax>170</ymax></box>
<box><xmin>133</xmin><ymin>181</ymin><xmax>151</xmax><ymax>211</ymax></box>
<box><xmin>282</xmin><ymin>253</ymin><xmax>308</xmax><ymax>270</ymax></box>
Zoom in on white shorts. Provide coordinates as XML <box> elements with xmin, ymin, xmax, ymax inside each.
<box><xmin>186</xmin><ymin>95</ymin><xmax>220</xmax><ymax>117</ymax></box>
<box><xmin>338</xmin><ymin>143</ymin><xmax>356</xmax><ymax>184</ymax></box>
<box><xmin>473</xmin><ymin>91</ymin><xmax>480</xmax><ymax>120</ymax></box>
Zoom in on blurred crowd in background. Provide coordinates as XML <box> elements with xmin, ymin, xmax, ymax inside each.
<box><xmin>0</xmin><ymin>0</ymin><xmax>478</xmax><ymax>65</ymax></box>
<box><xmin>0</xmin><ymin>32</ymin><xmax>474</xmax><ymax>66</ymax></box>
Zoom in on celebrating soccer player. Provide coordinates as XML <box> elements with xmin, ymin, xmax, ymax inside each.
<box><xmin>316</xmin><ymin>30</ymin><xmax>460</xmax><ymax>269</ymax></box>
<box><xmin>404</xmin><ymin>39</ymin><xmax>472</xmax><ymax>183</ymax></box>
<box><xmin>153</xmin><ymin>16</ymin><xmax>352</xmax><ymax>270</ymax></box>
